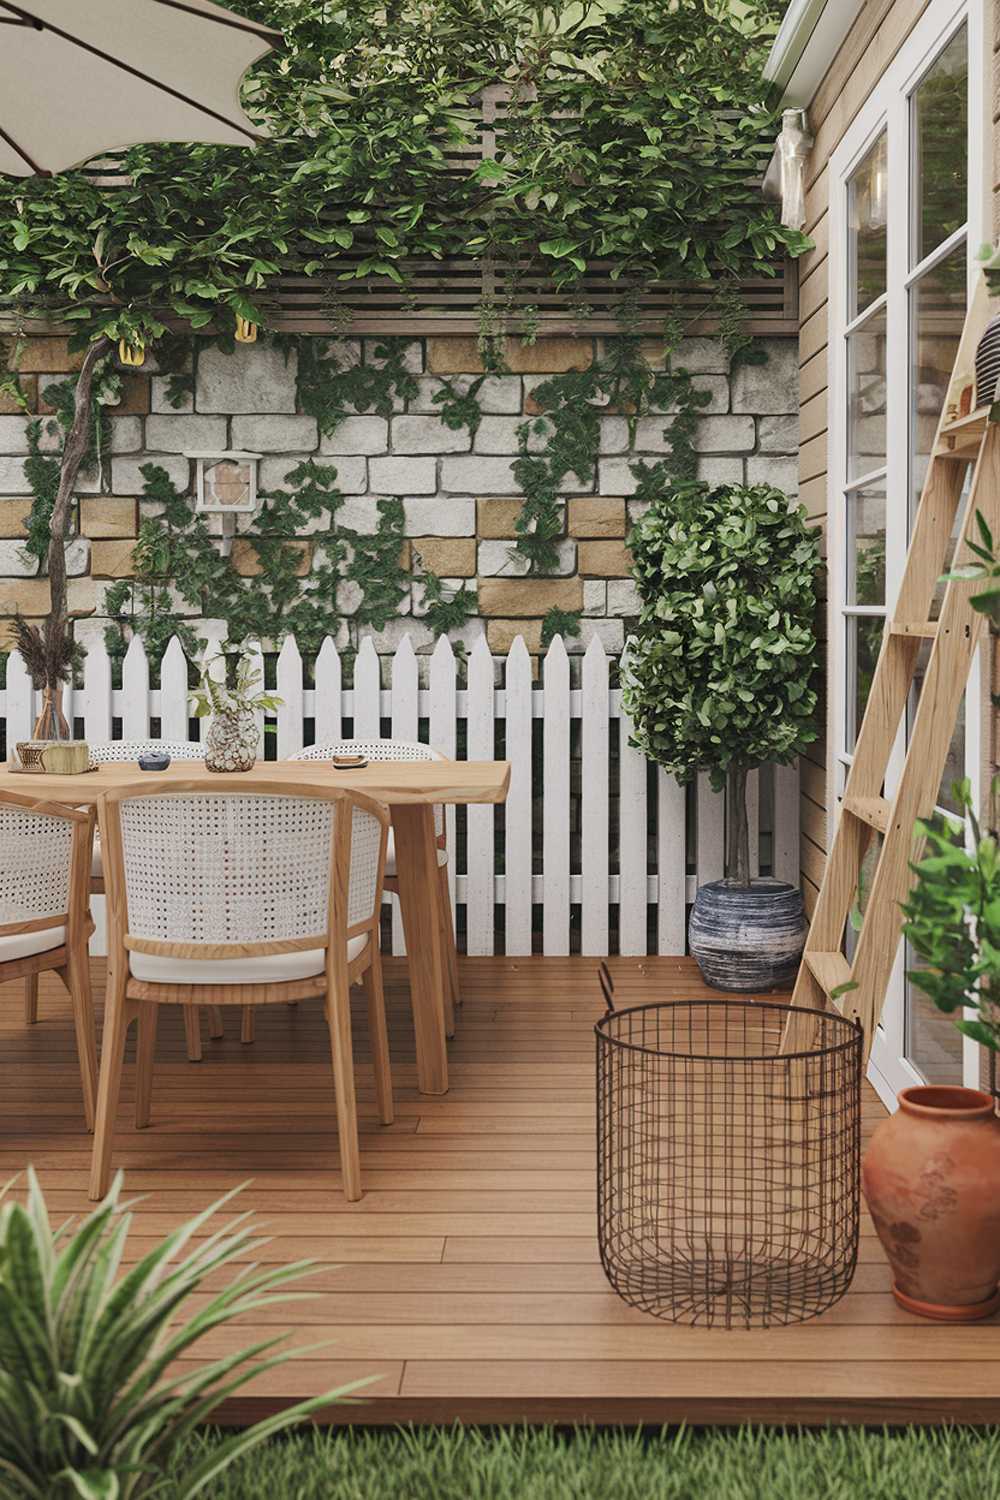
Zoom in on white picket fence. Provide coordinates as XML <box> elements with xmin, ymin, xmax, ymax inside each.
<box><xmin>0</xmin><ymin>630</ymin><xmax>800</xmax><ymax>957</ymax></box>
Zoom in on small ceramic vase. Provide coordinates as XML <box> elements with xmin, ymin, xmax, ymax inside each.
<box><xmin>862</xmin><ymin>1086</ymin><xmax>1000</xmax><ymax>1321</ymax></box>
<box><xmin>204</xmin><ymin>709</ymin><xmax>257</xmax><ymax>772</ymax></box>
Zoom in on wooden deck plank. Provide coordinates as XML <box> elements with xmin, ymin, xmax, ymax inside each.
<box><xmin>1</xmin><ymin>954</ymin><xmax>997</xmax><ymax>1426</ymax></box>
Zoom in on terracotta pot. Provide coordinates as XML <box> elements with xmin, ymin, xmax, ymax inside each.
<box><xmin>862</xmin><ymin>1086</ymin><xmax>1000</xmax><ymax>1321</ymax></box>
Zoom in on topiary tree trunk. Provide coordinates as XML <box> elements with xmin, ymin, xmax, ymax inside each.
<box><xmin>726</xmin><ymin>764</ymin><xmax>751</xmax><ymax>887</ymax></box>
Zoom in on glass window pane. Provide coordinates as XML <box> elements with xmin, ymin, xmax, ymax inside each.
<box><xmin>843</xmin><ymin>831</ymin><xmax>883</xmax><ymax>966</ymax></box>
<box><xmin>846</xmin><ymin>615</ymin><xmax>884</xmax><ymax>750</ymax></box>
<box><xmin>910</xmin><ymin>240</ymin><xmax>966</xmax><ymax>516</ymax></box>
<box><xmin>848</xmin><ymin>134</ymin><xmax>887</xmax><ymax>319</ymax></box>
<box><xmin>847</xmin><ymin>485</ymin><xmax>886</xmax><ymax>606</ymax></box>
<box><xmin>847</xmin><ymin>308</ymin><xmax>887</xmax><ymax>481</ymax></box>
<box><xmin>929</xmin><ymin>467</ymin><xmax>971</xmax><ymax>621</ymax></box>
<box><xmin>908</xmin><ymin>639</ymin><xmax>965</xmax><ymax>813</ymax></box>
<box><xmin>912</xmin><ymin>24</ymin><xmax>968</xmax><ymax>267</ymax></box>
<box><xmin>904</xmin><ymin>807</ymin><xmax>966</xmax><ymax>1083</ymax></box>
<box><xmin>905</xmin><ymin>941</ymin><xmax>965</xmax><ymax>1084</ymax></box>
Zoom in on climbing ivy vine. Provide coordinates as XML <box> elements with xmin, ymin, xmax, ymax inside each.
<box><xmin>18</xmin><ymin>318</ymin><xmax>766</xmax><ymax>668</ymax></box>
<box><xmin>101</xmin><ymin>337</ymin><xmax>472</xmax><ymax>666</ymax></box>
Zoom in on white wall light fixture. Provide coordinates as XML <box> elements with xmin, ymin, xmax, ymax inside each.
<box><xmin>186</xmin><ymin>450</ymin><xmax>262</xmax><ymax>555</ymax></box>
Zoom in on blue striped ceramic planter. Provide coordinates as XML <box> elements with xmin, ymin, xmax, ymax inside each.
<box><xmin>688</xmin><ymin>879</ymin><xmax>807</xmax><ymax>993</ymax></box>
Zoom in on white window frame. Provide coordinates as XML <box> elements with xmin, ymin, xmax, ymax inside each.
<box><xmin>827</xmin><ymin>0</ymin><xmax>989</xmax><ymax>1105</ymax></box>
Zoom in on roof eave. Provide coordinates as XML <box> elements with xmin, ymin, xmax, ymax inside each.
<box><xmin>763</xmin><ymin>0</ymin><xmax>866</xmax><ymax>108</ymax></box>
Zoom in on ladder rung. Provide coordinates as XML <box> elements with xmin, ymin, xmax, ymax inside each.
<box><xmin>804</xmin><ymin>950</ymin><xmax>853</xmax><ymax>998</ymax></box>
<box><xmin>939</xmin><ymin>408</ymin><xmax>990</xmax><ymax>438</ymax></box>
<box><xmin>889</xmin><ymin>620</ymin><xmax>938</xmax><ymax>638</ymax></box>
<box><xmin>933</xmin><ymin>444</ymin><xmax>979</xmax><ymax>461</ymax></box>
<box><xmin>843</xmin><ymin>794</ymin><xmax>891</xmax><ymax>833</ymax></box>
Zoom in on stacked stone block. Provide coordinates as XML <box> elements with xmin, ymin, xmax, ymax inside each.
<box><xmin>0</xmin><ymin>333</ymin><xmax>798</xmax><ymax>656</ymax></box>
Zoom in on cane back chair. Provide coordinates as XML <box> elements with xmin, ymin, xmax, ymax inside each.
<box><xmin>89</xmin><ymin>779</ymin><xmax>392</xmax><ymax>1202</ymax></box>
<box><xmin>88</xmin><ymin>740</ymin><xmax>221</xmax><ymax>1061</ymax></box>
<box><xmin>0</xmin><ymin>789</ymin><xmax>98</xmax><ymax>1128</ymax></box>
<box><xmin>292</xmin><ymin>740</ymin><xmax>460</xmax><ymax>1032</ymax></box>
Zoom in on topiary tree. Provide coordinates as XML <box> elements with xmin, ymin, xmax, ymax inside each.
<box><xmin>622</xmin><ymin>477</ymin><xmax>821</xmax><ymax>886</ymax></box>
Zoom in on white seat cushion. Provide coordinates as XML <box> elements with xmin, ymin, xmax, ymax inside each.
<box><xmin>97</xmin><ymin>827</ymin><xmax>448</xmax><ymax>880</ymax></box>
<box><xmin>385</xmin><ymin>830</ymin><xmax>447</xmax><ymax>878</ymax></box>
<box><xmin>129</xmin><ymin>932</ymin><xmax>369</xmax><ymax>985</ymax></box>
<box><xmin>0</xmin><ymin>925</ymin><xmax>66</xmax><ymax>963</ymax></box>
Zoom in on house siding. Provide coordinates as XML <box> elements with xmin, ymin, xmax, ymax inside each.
<box><xmin>797</xmin><ymin>0</ymin><xmax>999</xmax><ymax>1095</ymax></box>
<box><xmin>796</xmin><ymin>0</ymin><xmax>938</xmax><ymax>921</ymax></box>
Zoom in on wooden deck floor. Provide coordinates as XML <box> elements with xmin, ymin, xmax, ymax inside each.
<box><xmin>2</xmin><ymin>955</ymin><xmax>998</xmax><ymax>1426</ymax></box>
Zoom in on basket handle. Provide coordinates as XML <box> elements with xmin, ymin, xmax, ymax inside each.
<box><xmin>598</xmin><ymin>961</ymin><xmax>616</xmax><ymax>1014</ymax></box>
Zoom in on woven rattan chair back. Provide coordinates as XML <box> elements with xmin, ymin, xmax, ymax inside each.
<box><xmin>0</xmin><ymin>789</ymin><xmax>98</xmax><ymax>1127</ymax></box>
<box><xmin>111</xmin><ymin>788</ymin><xmax>383</xmax><ymax>951</ymax></box>
<box><xmin>88</xmin><ymin>740</ymin><xmax>204</xmax><ymax>763</ymax></box>
<box><xmin>0</xmin><ymin>796</ymin><xmax>74</xmax><ymax>935</ymax></box>
<box><xmin>293</xmin><ymin>739</ymin><xmax>446</xmax><ymax>839</ymax></box>
<box><xmin>90</xmin><ymin>780</ymin><xmax>393</xmax><ymax>1204</ymax></box>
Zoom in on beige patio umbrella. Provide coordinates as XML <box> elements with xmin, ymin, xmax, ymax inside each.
<box><xmin>0</xmin><ymin>0</ymin><xmax>279</xmax><ymax>176</ymax></box>
<box><xmin>2</xmin><ymin>0</ymin><xmax>280</xmax><ymax>738</ymax></box>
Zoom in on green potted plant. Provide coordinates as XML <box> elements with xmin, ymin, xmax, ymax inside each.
<box><xmin>0</xmin><ymin>1170</ymin><xmax>357</xmax><ymax>1496</ymax></box>
<box><xmin>622</xmin><ymin>477</ymin><xmax>820</xmax><ymax>990</ymax></box>
<box><xmin>901</xmin><ymin>780</ymin><xmax>1000</xmax><ymax>1059</ymax></box>
<box><xmin>191</xmin><ymin>646</ymin><xmax>282</xmax><ymax>772</ymax></box>
<box><xmin>860</xmin><ymin>784</ymin><xmax>1000</xmax><ymax>1322</ymax></box>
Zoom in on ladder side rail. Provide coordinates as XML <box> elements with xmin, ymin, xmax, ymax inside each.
<box><xmin>792</xmin><ymin>454</ymin><xmax>969</xmax><ymax>977</ymax></box>
<box><xmin>785</xmin><ymin>277</ymin><xmax>994</xmax><ymax>1048</ymax></box>
<box><xmin>846</xmin><ymin>424</ymin><xmax>1000</xmax><ymax>1053</ymax></box>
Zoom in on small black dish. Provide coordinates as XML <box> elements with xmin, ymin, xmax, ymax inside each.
<box><xmin>138</xmin><ymin>752</ymin><xmax>171</xmax><ymax>772</ymax></box>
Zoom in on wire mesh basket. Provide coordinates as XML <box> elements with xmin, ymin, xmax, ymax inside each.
<box><xmin>595</xmin><ymin>966</ymin><xmax>862</xmax><ymax>1329</ymax></box>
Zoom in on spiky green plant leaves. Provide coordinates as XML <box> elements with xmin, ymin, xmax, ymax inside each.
<box><xmin>0</xmin><ymin>1172</ymin><xmax>358</xmax><ymax>1500</ymax></box>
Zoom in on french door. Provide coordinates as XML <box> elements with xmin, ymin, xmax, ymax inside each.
<box><xmin>828</xmin><ymin>0</ymin><xmax>987</xmax><ymax>1105</ymax></box>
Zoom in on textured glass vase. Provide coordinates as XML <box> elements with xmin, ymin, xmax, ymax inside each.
<box><xmin>204</xmin><ymin>709</ymin><xmax>257</xmax><ymax>772</ymax></box>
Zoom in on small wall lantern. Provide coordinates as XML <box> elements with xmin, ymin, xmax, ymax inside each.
<box><xmin>186</xmin><ymin>450</ymin><xmax>262</xmax><ymax>555</ymax></box>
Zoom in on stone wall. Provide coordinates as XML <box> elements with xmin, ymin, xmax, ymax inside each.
<box><xmin>0</xmin><ymin>332</ymin><xmax>798</xmax><ymax>657</ymax></box>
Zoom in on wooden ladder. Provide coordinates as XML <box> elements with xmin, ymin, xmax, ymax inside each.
<box><xmin>786</xmin><ymin>276</ymin><xmax>1000</xmax><ymax>1060</ymax></box>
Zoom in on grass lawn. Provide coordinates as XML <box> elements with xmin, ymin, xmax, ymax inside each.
<box><xmin>179</xmin><ymin>1424</ymin><xmax>1000</xmax><ymax>1498</ymax></box>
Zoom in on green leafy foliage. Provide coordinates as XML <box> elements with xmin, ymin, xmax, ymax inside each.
<box><xmin>415</xmin><ymin>565</ymin><xmax>476</xmax><ymax>638</ymax></box>
<box><xmin>0</xmin><ymin>1</ymin><xmax>807</xmax><ymax>348</ymax></box>
<box><xmin>511</xmin><ymin>333</ymin><xmax>714</xmax><ymax>571</ymax></box>
<box><xmin>105</xmin><ymin>452</ymin><xmax>415</xmax><ymax>663</ymax></box>
<box><xmin>944</xmin><ymin>506</ymin><xmax>1000</xmax><ymax>634</ymax></box>
<box><xmin>901</xmin><ymin>780</ymin><xmax>1000</xmax><ymax>1054</ymax></box>
<box><xmin>432</xmin><ymin>376</ymin><xmax>488</xmax><ymax>440</ymax></box>
<box><xmin>190</xmin><ymin>644</ymin><xmax>282</xmax><ymax>719</ymax></box>
<box><xmin>290</xmin><ymin>337</ymin><xmax>420</xmax><ymax>436</ymax></box>
<box><xmin>622</xmin><ymin>480</ymin><xmax>820</xmax><ymax>880</ymax></box>
<box><xmin>622</xmin><ymin>480</ymin><xmax>820</xmax><ymax>785</ymax></box>
<box><xmin>0</xmin><ymin>1170</ymin><xmax>357</xmax><ymax>1500</ymax></box>
<box><xmin>541</xmin><ymin>606</ymin><xmax>582</xmax><ymax>645</ymax></box>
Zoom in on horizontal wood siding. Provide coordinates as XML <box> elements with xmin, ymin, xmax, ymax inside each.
<box><xmin>797</xmin><ymin>0</ymin><xmax>932</xmax><ymax>912</ymax></box>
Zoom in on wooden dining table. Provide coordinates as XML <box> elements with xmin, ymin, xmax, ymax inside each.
<box><xmin>0</xmin><ymin>757</ymin><xmax>510</xmax><ymax>1095</ymax></box>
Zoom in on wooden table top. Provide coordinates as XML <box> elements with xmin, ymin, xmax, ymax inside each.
<box><xmin>0</xmin><ymin>757</ymin><xmax>511</xmax><ymax>807</ymax></box>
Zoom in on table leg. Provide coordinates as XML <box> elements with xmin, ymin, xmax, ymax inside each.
<box><xmin>392</xmin><ymin>803</ymin><xmax>449</xmax><ymax>1095</ymax></box>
